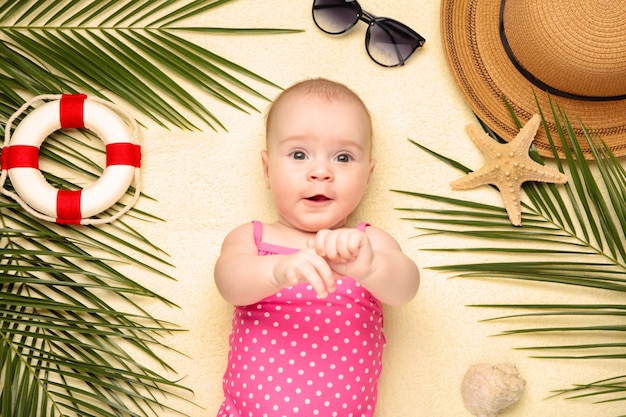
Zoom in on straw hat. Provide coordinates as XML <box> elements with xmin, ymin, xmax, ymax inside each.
<box><xmin>441</xmin><ymin>0</ymin><xmax>626</xmax><ymax>159</ymax></box>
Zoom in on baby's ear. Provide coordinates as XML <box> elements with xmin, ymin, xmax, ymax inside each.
<box><xmin>261</xmin><ymin>150</ymin><xmax>271</xmax><ymax>189</ymax></box>
<box><xmin>367</xmin><ymin>158</ymin><xmax>377</xmax><ymax>183</ymax></box>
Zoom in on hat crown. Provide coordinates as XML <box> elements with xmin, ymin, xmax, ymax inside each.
<box><xmin>503</xmin><ymin>0</ymin><xmax>626</xmax><ymax>98</ymax></box>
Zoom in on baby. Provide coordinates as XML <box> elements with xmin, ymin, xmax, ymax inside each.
<box><xmin>214</xmin><ymin>78</ymin><xmax>420</xmax><ymax>416</ymax></box>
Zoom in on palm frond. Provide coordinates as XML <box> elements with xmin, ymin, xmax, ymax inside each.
<box><xmin>0</xmin><ymin>0</ymin><xmax>300</xmax><ymax>132</ymax></box>
<box><xmin>395</xmin><ymin>97</ymin><xmax>626</xmax><ymax>409</ymax></box>
<box><xmin>551</xmin><ymin>374</ymin><xmax>626</xmax><ymax>409</ymax></box>
<box><xmin>0</xmin><ymin>1</ymin><xmax>301</xmax><ymax>415</ymax></box>
<box><xmin>1</xmin><ymin>201</ymin><xmax>193</xmax><ymax>417</ymax></box>
<box><xmin>0</xmin><ymin>133</ymin><xmax>186</xmax><ymax>417</ymax></box>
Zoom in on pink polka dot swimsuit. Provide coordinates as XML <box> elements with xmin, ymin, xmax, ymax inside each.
<box><xmin>217</xmin><ymin>221</ymin><xmax>386</xmax><ymax>417</ymax></box>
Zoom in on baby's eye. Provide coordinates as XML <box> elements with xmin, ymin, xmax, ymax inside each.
<box><xmin>335</xmin><ymin>153</ymin><xmax>352</xmax><ymax>163</ymax></box>
<box><xmin>290</xmin><ymin>151</ymin><xmax>307</xmax><ymax>160</ymax></box>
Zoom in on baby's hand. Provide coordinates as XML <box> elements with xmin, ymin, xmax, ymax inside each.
<box><xmin>272</xmin><ymin>248</ymin><xmax>336</xmax><ymax>298</ymax></box>
<box><xmin>309</xmin><ymin>228</ymin><xmax>375</xmax><ymax>280</ymax></box>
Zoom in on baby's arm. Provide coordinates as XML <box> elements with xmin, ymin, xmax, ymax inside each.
<box><xmin>214</xmin><ymin>223</ymin><xmax>337</xmax><ymax>306</ymax></box>
<box><xmin>311</xmin><ymin>226</ymin><xmax>420</xmax><ymax>306</ymax></box>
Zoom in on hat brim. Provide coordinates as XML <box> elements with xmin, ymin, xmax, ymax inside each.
<box><xmin>441</xmin><ymin>0</ymin><xmax>626</xmax><ymax>159</ymax></box>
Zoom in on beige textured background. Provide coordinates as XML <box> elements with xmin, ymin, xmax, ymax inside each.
<box><xmin>117</xmin><ymin>1</ymin><xmax>623</xmax><ymax>416</ymax></box>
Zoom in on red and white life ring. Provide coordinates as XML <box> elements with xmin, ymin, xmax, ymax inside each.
<box><xmin>0</xmin><ymin>94</ymin><xmax>141</xmax><ymax>225</ymax></box>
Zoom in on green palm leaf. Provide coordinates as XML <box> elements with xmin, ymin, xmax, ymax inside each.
<box><xmin>394</xmin><ymin>96</ymin><xmax>626</xmax><ymax>410</ymax></box>
<box><xmin>0</xmin><ymin>0</ymin><xmax>300</xmax><ymax>132</ymax></box>
<box><xmin>1</xmin><ymin>204</ymin><xmax>192</xmax><ymax>417</ymax></box>
<box><xmin>0</xmin><ymin>1</ymin><xmax>298</xmax><ymax>415</ymax></box>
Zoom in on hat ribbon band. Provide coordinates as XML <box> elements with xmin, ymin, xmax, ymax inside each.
<box><xmin>499</xmin><ymin>0</ymin><xmax>626</xmax><ymax>102</ymax></box>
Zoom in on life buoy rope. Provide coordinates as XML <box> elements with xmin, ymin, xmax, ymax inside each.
<box><xmin>0</xmin><ymin>94</ymin><xmax>141</xmax><ymax>225</ymax></box>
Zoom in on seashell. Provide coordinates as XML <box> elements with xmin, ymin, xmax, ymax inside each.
<box><xmin>461</xmin><ymin>362</ymin><xmax>526</xmax><ymax>417</ymax></box>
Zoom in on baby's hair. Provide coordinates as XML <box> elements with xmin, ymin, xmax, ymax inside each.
<box><xmin>265</xmin><ymin>78</ymin><xmax>372</xmax><ymax>139</ymax></box>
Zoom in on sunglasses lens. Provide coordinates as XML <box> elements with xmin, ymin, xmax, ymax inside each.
<box><xmin>313</xmin><ymin>0</ymin><xmax>360</xmax><ymax>34</ymax></box>
<box><xmin>367</xmin><ymin>19</ymin><xmax>426</xmax><ymax>67</ymax></box>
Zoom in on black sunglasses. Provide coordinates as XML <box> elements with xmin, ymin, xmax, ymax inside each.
<box><xmin>312</xmin><ymin>0</ymin><xmax>425</xmax><ymax>67</ymax></box>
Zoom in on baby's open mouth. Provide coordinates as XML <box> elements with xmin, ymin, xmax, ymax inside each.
<box><xmin>307</xmin><ymin>194</ymin><xmax>330</xmax><ymax>202</ymax></box>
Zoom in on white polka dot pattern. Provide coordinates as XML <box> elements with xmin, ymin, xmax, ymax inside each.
<box><xmin>217</xmin><ymin>278</ymin><xmax>385</xmax><ymax>417</ymax></box>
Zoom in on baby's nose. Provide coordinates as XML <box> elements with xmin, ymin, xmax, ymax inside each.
<box><xmin>308</xmin><ymin>163</ymin><xmax>333</xmax><ymax>181</ymax></box>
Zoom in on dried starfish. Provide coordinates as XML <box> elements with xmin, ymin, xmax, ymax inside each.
<box><xmin>451</xmin><ymin>114</ymin><xmax>567</xmax><ymax>226</ymax></box>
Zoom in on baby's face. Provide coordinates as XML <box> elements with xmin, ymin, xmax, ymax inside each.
<box><xmin>262</xmin><ymin>93</ymin><xmax>375</xmax><ymax>232</ymax></box>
